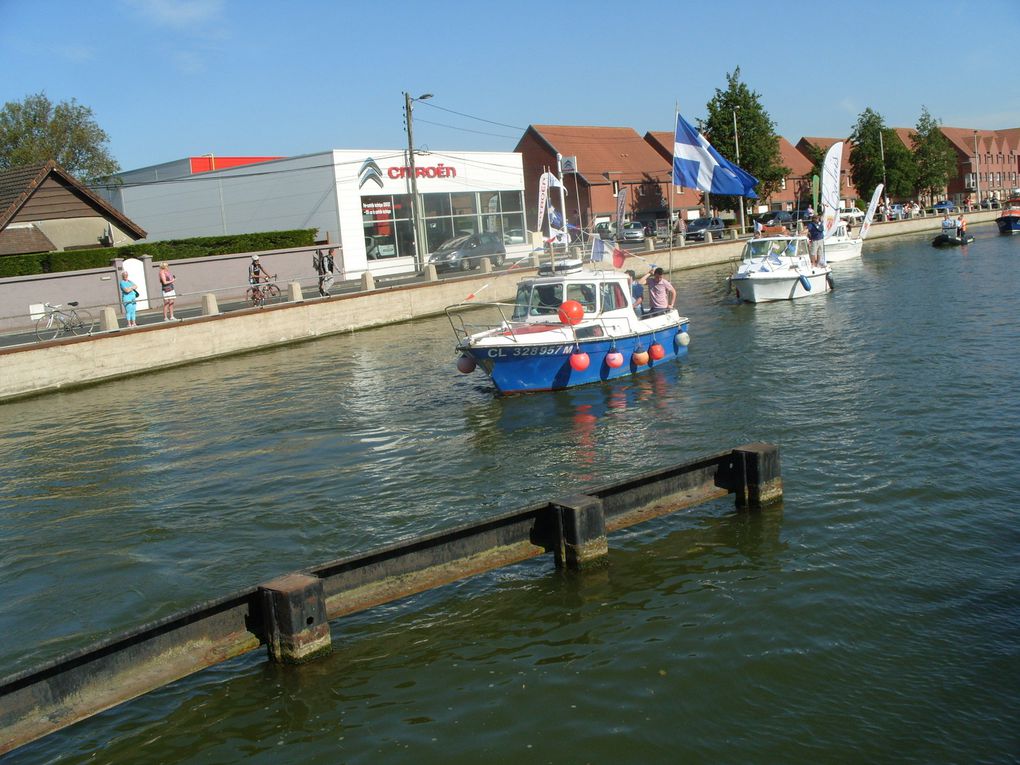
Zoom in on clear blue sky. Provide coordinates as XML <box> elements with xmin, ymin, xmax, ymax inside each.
<box><xmin>3</xmin><ymin>0</ymin><xmax>1017</xmax><ymax>171</ymax></box>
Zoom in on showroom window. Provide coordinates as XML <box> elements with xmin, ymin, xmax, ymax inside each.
<box><xmin>363</xmin><ymin>194</ymin><xmax>414</xmax><ymax>260</ymax></box>
<box><xmin>418</xmin><ymin>190</ymin><xmax>526</xmax><ymax>253</ymax></box>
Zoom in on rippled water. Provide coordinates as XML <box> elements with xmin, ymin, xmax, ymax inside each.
<box><xmin>2</xmin><ymin>225</ymin><xmax>1018</xmax><ymax>763</ymax></box>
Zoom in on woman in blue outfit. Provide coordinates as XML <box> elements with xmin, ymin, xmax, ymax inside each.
<box><xmin>120</xmin><ymin>269</ymin><xmax>139</xmax><ymax>327</ymax></box>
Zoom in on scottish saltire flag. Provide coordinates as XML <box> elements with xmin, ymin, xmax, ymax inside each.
<box><xmin>549</xmin><ymin>206</ymin><xmax>563</xmax><ymax>229</ymax></box>
<box><xmin>673</xmin><ymin>113</ymin><xmax>759</xmax><ymax>198</ymax></box>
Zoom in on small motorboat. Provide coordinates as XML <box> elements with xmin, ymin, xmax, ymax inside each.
<box><xmin>933</xmin><ymin>217</ymin><xmax>973</xmax><ymax>247</ymax></box>
<box><xmin>729</xmin><ymin>233</ymin><xmax>832</xmax><ymax>303</ymax></box>
<box><xmin>995</xmin><ymin>195</ymin><xmax>1020</xmax><ymax>234</ymax></box>
<box><xmin>932</xmin><ymin>233</ymin><xmax>975</xmax><ymax>247</ymax></box>
<box><xmin>822</xmin><ymin>220</ymin><xmax>863</xmax><ymax>262</ymax></box>
<box><xmin>446</xmin><ymin>259</ymin><xmax>690</xmax><ymax>394</ymax></box>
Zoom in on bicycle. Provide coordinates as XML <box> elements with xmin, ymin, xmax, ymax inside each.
<box><xmin>35</xmin><ymin>301</ymin><xmax>95</xmax><ymax>342</ymax></box>
<box><xmin>246</xmin><ymin>276</ymin><xmax>281</xmax><ymax>307</ymax></box>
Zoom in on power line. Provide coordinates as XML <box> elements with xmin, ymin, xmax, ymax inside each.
<box><xmin>415</xmin><ymin>100</ymin><xmax>524</xmax><ymax>131</ymax></box>
<box><xmin>414</xmin><ymin>117</ymin><xmax>518</xmax><ymax>140</ymax></box>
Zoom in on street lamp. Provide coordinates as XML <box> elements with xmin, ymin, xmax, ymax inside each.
<box><xmin>404</xmin><ymin>91</ymin><xmax>432</xmax><ymax>269</ymax></box>
<box><xmin>732</xmin><ymin>105</ymin><xmax>746</xmax><ymax>235</ymax></box>
<box><xmin>973</xmin><ymin>130</ymin><xmax>981</xmax><ymax>208</ymax></box>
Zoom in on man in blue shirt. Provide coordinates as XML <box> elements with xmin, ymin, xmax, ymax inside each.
<box><xmin>626</xmin><ymin>270</ymin><xmax>644</xmax><ymax>316</ymax></box>
<box><xmin>807</xmin><ymin>215</ymin><xmax>825</xmax><ymax>267</ymax></box>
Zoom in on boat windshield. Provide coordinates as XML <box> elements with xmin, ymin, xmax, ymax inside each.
<box><xmin>513</xmin><ymin>283</ymin><xmax>564</xmax><ymax>319</ymax></box>
<box><xmin>511</xmin><ymin>281</ymin><xmax>598</xmax><ymax>319</ymax></box>
<box><xmin>743</xmin><ymin>238</ymin><xmax>803</xmax><ymax>260</ymax></box>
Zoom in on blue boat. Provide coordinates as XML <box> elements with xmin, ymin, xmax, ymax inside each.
<box><xmin>995</xmin><ymin>196</ymin><xmax>1020</xmax><ymax>234</ymax></box>
<box><xmin>447</xmin><ymin>260</ymin><xmax>690</xmax><ymax>394</ymax></box>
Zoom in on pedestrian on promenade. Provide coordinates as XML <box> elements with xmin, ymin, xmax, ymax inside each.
<box><xmin>158</xmin><ymin>261</ymin><xmax>177</xmax><ymax>321</ymax></box>
<box><xmin>807</xmin><ymin>214</ymin><xmax>825</xmax><ymax>266</ymax></box>
<box><xmin>120</xmin><ymin>270</ymin><xmax>139</xmax><ymax>328</ymax></box>
<box><xmin>646</xmin><ymin>267</ymin><xmax>676</xmax><ymax>314</ymax></box>
<box><xmin>314</xmin><ymin>247</ymin><xmax>335</xmax><ymax>297</ymax></box>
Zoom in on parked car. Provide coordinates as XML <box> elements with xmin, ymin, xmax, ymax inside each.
<box><xmin>933</xmin><ymin>200</ymin><xmax>956</xmax><ymax>212</ymax></box>
<box><xmin>753</xmin><ymin>210</ymin><xmax>794</xmax><ymax>227</ymax></box>
<box><xmin>839</xmin><ymin>207</ymin><xmax>865</xmax><ymax>221</ymax></box>
<box><xmin>502</xmin><ymin>228</ymin><xmax>526</xmax><ymax>245</ymax></box>
<box><xmin>618</xmin><ymin>221</ymin><xmax>646</xmax><ymax>243</ymax></box>
<box><xmin>428</xmin><ymin>232</ymin><xmax>506</xmax><ymax>272</ymax></box>
<box><xmin>594</xmin><ymin>221</ymin><xmax>616</xmax><ymax>240</ymax></box>
<box><xmin>790</xmin><ymin>209</ymin><xmax>815</xmax><ymax>223</ymax></box>
<box><xmin>980</xmin><ymin>199</ymin><xmax>1000</xmax><ymax>209</ymax></box>
<box><xmin>685</xmin><ymin>217</ymin><xmax>726</xmax><ymax>241</ymax></box>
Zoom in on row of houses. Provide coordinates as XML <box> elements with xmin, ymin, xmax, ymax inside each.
<box><xmin>1</xmin><ymin>124</ymin><xmax>1017</xmax><ymax>279</ymax></box>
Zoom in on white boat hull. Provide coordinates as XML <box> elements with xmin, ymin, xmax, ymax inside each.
<box><xmin>823</xmin><ymin>235</ymin><xmax>863</xmax><ymax>262</ymax></box>
<box><xmin>731</xmin><ymin>267</ymin><xmax>832</xmax><ymax>302</ymax></box>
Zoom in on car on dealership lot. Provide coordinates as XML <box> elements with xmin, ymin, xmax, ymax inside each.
<box><xmin>933</xmin><ymin>200</ymin><xmax>956</xmax><ymax>212</ymax></box>
<box><xmin>618</xmin><ymin>221</ymin><xmax>646</xmax><ymax>242</ymax></box>
<box><xmin>753</xmin><ymin>210</ymin><xmax>794</xmax><ymax>227</ymax></box>
<box><xmin>502</xmin><ymin>228</ymin><xmax>526</xmax><ymax>244</ymax></box>
<box><xmin>685</xmin><ymin>217</ymin><xmax>726</xmax><ymax>241</ymax></box>
<box><xmin>428</xmin><ymin>232</ymin><xmax>506</xmax><ymax>272</ymax></box>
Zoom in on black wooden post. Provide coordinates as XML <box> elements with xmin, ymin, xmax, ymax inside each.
<box><xmin>732</xmin><ymin>443</ymin><xmax>783</xmax><ymax>509</ymax></box>
<box><xmin>259</xmin><ymin>574</ymin><xmax>331</xmax><ymax>664</ymax></box>
<box><xmin>552</xmin><ymin>495</ymin><xmax>608</xmax><ymax>569</ymax></box>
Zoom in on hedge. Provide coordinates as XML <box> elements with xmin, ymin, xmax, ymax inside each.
<box><xmin>0</xmin><ymin>229</ymin><xmax>318</xmax><ymax>278</ymax></box>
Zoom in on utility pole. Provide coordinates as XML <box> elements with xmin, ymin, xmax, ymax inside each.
<box><xmin>404</xmin><ymin>91</ymin><xmax>432</xmax><ymax>270</ymax></box>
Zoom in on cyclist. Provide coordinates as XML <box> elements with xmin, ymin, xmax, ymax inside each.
<box><xmin>248</xmin><ymin>254</ymin><xmax>270</xmax><ymax>303</ymax></box>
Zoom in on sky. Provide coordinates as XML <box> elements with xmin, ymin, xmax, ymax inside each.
<box><xmin>3</xmin><ymin>0</ymin><xmax>1018</xmax><ymax>172</ymax></box>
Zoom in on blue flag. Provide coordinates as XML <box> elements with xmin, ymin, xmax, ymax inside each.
<box><xmin>673</xmin><ymin>113</ymin><xmax>758</xmax><ymax>198</ymax></box>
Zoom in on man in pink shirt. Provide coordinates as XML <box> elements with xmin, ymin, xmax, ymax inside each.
<box><xmin>646</xmin><ymin>267</ymin><xmax>676</xmax><ymax>314</ymax></box>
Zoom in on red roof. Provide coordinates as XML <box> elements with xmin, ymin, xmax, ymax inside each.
<box><xmin>188</xmin><ymin>156</ymin><xmax>283</xmax><ymax>174</ymax></box>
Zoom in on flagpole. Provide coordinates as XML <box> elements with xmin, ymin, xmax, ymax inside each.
<box><xmin>668</xmin><ymin>102</ymin><xmax>678</xmax><ymax>278</ymax></box>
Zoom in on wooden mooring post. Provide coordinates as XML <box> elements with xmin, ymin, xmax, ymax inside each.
<box><xmin>0</xmin><ymin>443</ymin><xmax>780</xmax><ymax>755</ymax></box>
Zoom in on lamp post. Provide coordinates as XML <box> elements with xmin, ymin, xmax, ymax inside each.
<box><xmin>404</xmin><ymin>91</ymin><xmax>432</xmax><ymax>270</ymax></box>
<box><xmin>973</xmin><ymin>130</ymin><xmax>981</xmax><ymax>208</ymax></box>
<box><xmin>732</xmin><ymin>105</ymin><xmax>746</xmax><ymax>235</ymax></box>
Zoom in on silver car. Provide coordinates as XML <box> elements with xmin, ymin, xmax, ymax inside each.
<box><xmin>618</xmin><ymin>222</ymin><xmax>645</xmax><ymax>242</ymax></box>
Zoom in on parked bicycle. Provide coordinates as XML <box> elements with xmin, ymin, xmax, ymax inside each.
<box><xmin>246</xmin><ymin>276</ymin><xmax>281</xmax><ymax>307</ymax></box>
<box><xmin>35</xmin><ymin>301</ymin><xmax>95</xmax><ymax>341</ymax></box>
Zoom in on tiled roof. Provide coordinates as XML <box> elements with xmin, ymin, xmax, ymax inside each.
<box><xmin>0</xmin><ymin>224</ymin><xmax>55</xmax><ymax>256</ymax></box>
<box><xmin>778</xmin><ymin>137</ymin><xmax>813</xmax><ymax>175</ymax></box>
<box><xmin>524</xmin><ymin>125</ymin><xmax>671</xmax><ymax>184</ymax></box>
<box><xmin>0</xmin><ymin>160</ymin><xmax>146</xmax><ymax>238</ymax></box>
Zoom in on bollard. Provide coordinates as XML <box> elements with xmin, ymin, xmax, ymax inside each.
<box><xmin>677</xmin><ymin>235</ymin><xmax>686</xmax><ymax>248</ymax></box>
<box><xmin>531</xmin><ymin>251</ymin><xmax>542</xmax><ymax>268</ymax></box>
<box><xmin>644</xmin><ymin>238</ymin><xmax>655</xmax><ymax>252</ymax></box>
<box><xmin>480</xmin><ymin>257</ymin><xmax>492</xmax><ymax>274</ymax></box>
<box><xmin>202</xmin><ymin>293</ymin><xmax>219</xmax><ymax>316</ymax></box>
<box><xmin>732</xmin><ymin>443</ymin><xmax>783</xmax><ymax>509</ymax></box>
<box><xmin>705</xmin><ymin>231</ymin><xmax>714</xmax><ymax>244</ymax></box>
<box><xmin>288</xmin><ymin>281</ymin><xmax>302</xmax><ymax>302</ymax></box>
<box><xmin>360</xmin><ymin>271</ymin><xmax>375</xmax><ymax>291</ymax></box>
<box><xmin>99</xmin><ymin>306</ymin><xmax>119</xmax><ymax>331</ymax></box>
<box><xmin>425</xmin><ymin>264</ymin><xmax>438</xmax><ymax>282</ymax></box>
<box><xmin>259</xmin><ymin>573</ymin><xmax>331</xmax><ymax>664</ymax></box>
<box><xmin>552</xmin><ymin>494</ymin><xmax>608</xmax><ymax>570</ymax></box>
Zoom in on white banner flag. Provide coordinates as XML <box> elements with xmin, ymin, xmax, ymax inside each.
<box><xmin>859</xmin><ymin>183</ymin><xmax>884</xmax><ymax>240</ymax></box>
<box><xmin>536</xmin><ymin>172</ymin><xmax>550</xmax><ymax>233</ymax></box>
<box><xmin>616</xmin><ymin>186</ymin><xmax>627</xmax><ymax>225</ymax></box>
<box><xmin>820</xmin><ymin>142</ymin><xmax>843</xmax><ymax>240</ymax></box>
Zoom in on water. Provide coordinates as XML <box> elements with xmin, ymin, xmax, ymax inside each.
<box><xmin>2</xmin><ymin>226</ymin><xmax>1018</xmax><ymax>763</ymax></box>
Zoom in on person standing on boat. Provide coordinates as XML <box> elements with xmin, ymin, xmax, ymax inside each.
<box><xmin>646</xmin><ymin>267</ymin><xmax>676</xmax><ymax>315</ymax></box>
<box><xmin>626</xmin><ymin>270</ymin><xmax>644</xmax><ymax>316</ymax></box>
<box><xmin>956</xmin><ymin>214</ymin><xmax>966</xmax><ymax>238</ymax></box>
<box><xmin>807</xmin><ymin>214</ymin><xmax>825</xmax><ymax>267</ymax></box>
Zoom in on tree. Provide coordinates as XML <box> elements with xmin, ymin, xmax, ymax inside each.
<box><xmin>702</xmin><ymin>68</ymin><xmax>789</xmax><ymax>212</ymax></box>
<box><xmin>0</xmin><ymin>92</ymin><xmax>119</xmax><ymax>181</ymax></box>
<box><xmin>848</xmin><ymin>108</ymin><xmax>915</xmax><ymax>200</ymax></box>
<box><xmin>910</xmin><ymin>106</ymin><xmax>957</xmax><ymax>204</ymax></box>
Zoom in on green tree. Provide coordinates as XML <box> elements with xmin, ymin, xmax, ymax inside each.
<box><xmin>910</xmin><ymin>106</ymin><xmax>957</xmax><ymax>203</ymax></box>
<box><xmin>0</xmin><ymin>92</ymin><xmax>119</xmax><ymax>181</ymax></box>
<box><xmin>702</xmin><ymin>68</ymin><xmax>789</xmax><ymax>213</ymax></box>
<box><xmin>848</xmin><ymin>108</ymin><xmax>916</xmax><ymax>200</ymax></box>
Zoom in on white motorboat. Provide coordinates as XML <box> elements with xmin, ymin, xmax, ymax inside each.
<box><xmin>822</xmin><ymin>220</ymin><xmax>863</xmax><ymax>262</ymax></box>
<box><xmin>729</xmin><ymin>234</ymin><xmax>832</xmax><ymax>303</ymax></box>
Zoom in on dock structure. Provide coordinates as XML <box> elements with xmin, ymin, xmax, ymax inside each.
<box><xmin>0</xmin><ymin>443</ymin><xmax>781</xmax><ymax>755</ymax></box>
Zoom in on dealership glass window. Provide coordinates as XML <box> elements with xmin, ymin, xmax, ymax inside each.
<box><xmin>362</xmin><ymin>194</ymin><xmax>413</xmax><ymax>259</ymax></box>
<box><xmin>499</xmin><ymin>191</ymin><xmax>522</xmax><ymax>212</ymax></box>
<box><xmin>422</xmin><ymin>194</ymin><xmax>451</xmax><ymax>217</ymax></box>
<box><xmin>416</xmin><ymin>190</ymin><xmax>526</xmax><ymax>252</ymax></box>
<box><xmin>451</xmin><ymin>192</ymin><xmax>477</xmax><ymax>216</ymax></box>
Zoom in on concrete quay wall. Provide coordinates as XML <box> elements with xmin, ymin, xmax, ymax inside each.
<box><xmin>0</xmin><ymin>211</ymin><xmax>997</xmax><ymax>403</ymax></box>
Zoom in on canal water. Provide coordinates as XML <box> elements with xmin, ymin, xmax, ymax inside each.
<box><xmin>2</xmin><ymin>225</ymin><xmax>1018</xmax><ymax>763</ymax></box>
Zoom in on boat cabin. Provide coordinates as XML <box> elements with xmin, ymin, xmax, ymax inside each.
<box><xmin>512</xmin><ymin>260</ymin><xmax>634</xmax><ymax>322</ymax></box>
<box><xmin>742</xmin><ymin>235</ymin><xmax>810</xmax><ymax>261</ymax></box>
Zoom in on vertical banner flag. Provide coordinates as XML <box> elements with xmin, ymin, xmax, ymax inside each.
<box><xmin>858</xmin><ymin>183</ymin><xmax>884</xmax><ymax>240</ymax></box>
<box><xmin>820</xmin><ymin>141</ymin><xmax>843</xmax><ymax>239</ymax></box>
<box><xmin>672</xmin><ymin>113</ymin><xmax>758</xmax><ymax>197</ymax></box>
<box><xmin>536</xmin><ymin>172</ymin><xmax>550</xmax><ymax>234</ymax></box>
<box><xmin>616</xmin><ymin>186</ymin><xmax>627</xmax><ymax>226</ymax></box>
